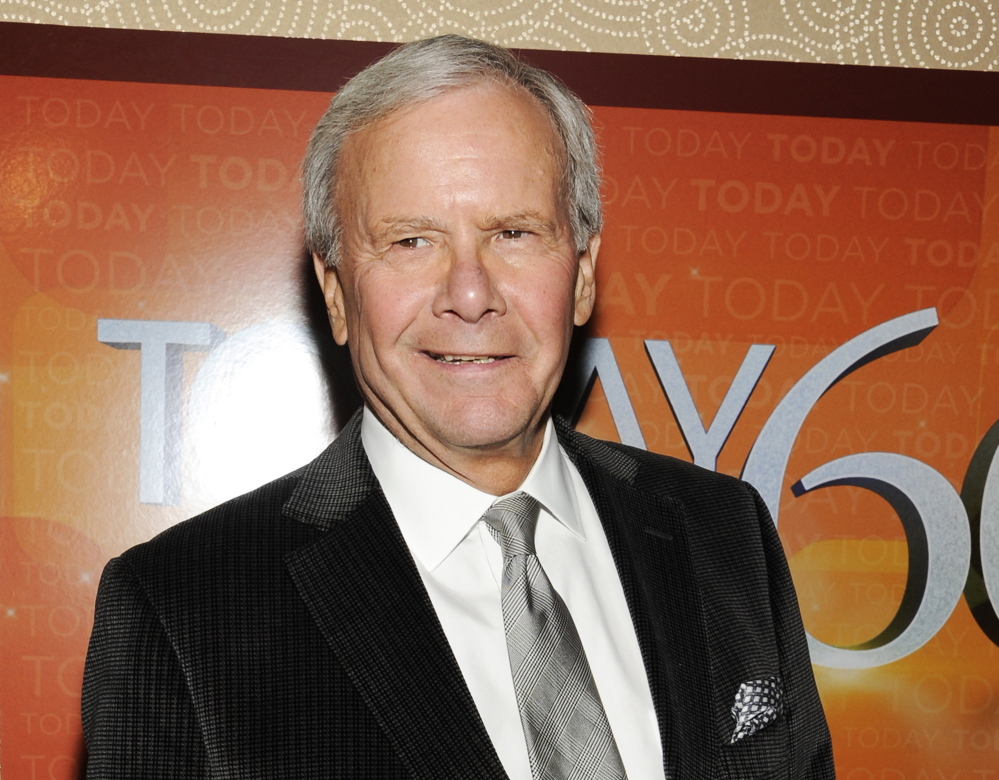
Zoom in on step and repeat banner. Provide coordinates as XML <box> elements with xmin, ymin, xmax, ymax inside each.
<box><xmin>2</xmin><ymin>28</ymin><xmax>999</xmax><ymax>779</ymax></box>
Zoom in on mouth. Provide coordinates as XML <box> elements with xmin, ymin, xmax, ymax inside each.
<box><xmin>426</xmin><ymin>352</ymin><xmax>503</xmax><ymax>365</ymax></box>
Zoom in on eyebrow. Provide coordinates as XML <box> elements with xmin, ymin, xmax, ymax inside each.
<box><xmin>370</xmin><ymin>216</ymin><xmax>446</xmax><ymax>240</ymax></box>
<box><xmin>369</xmin><ymin>211</ymin><xmax>563</xmax><ymax>241</ymax></box>
<box><xmin>479</xmin><ymin>211</ymin><xmax>560</xmax><ymax>235</ymax></box>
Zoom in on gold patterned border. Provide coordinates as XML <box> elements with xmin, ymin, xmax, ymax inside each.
<box><xmin>1</xmin><ymin>1</ymin><xmax>996</xmax><ymax>70</ymax></box>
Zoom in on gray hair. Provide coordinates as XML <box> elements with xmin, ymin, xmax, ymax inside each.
<box><xmin>302</xmin><ymin>35</ymin><xmax>602</xmax><ymax>268</ymax></box>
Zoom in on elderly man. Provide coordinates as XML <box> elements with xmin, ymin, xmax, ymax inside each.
<box><xmin>83</xmin><ymin>36</ymin><xmax>834</xmax><ymax>779</ymax></box>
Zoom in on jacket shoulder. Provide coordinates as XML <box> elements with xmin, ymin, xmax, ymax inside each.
<box><xmin>556</xmin><ymin>418</ymin><xmax>759</xmax><ymax>508</ymax></box>
<box><xmin>115</xmin><ymin>479</ymin><xmax>314</xmax><ymax>632</ymax></box>
<box><xmin>121</xmin><ymin>411</ymin><xmax>368</xmax><ymax>580</ymax></box>
<box><xmin>124</xmin><ymin>465</ymin><xmax>307</xmax><ymax>570</ymax></box>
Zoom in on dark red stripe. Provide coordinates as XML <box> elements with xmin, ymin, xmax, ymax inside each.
<box><xmin>2</xmin><ymin>21</ymin><xmax>997</xmax><ymax>124</ymax></box>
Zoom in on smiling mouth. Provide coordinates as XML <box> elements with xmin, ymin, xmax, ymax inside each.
<box><xmin>427</xmin><ymin>352</ymin><xmax>501</xmax><ymax>364</ymax></box>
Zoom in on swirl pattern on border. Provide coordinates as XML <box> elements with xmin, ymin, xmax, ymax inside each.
<box><xmin>1</xmin><ymin>0</ymin><xmax>996</xmax><ymax>69</ymax></box>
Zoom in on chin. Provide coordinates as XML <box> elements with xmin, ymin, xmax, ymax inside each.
<box><xmin>433</xmin><ymin>404</ymin><xmax>541</xmax><ymax>453</ymax></box>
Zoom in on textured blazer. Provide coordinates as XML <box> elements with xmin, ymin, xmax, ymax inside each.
<box><xmin>82</xmin><ymin>414</ymin><xmax>835</xmax><ymax>779</ymax></box>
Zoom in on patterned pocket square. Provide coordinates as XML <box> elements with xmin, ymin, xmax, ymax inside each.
<box><xmin>730</xmin><ymin>676</ymin><xmax>783</xmax><ymax>744</ymax></box>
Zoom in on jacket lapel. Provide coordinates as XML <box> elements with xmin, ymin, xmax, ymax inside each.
<box><xmin>556</xmin><ymin>421</ymin><xmax>721</xmax><ymax>780</ymax></box>
<box><xmin>282</xmin><ymin>415</ymin><xmax>508</xmax><ymax>780</ymax></box>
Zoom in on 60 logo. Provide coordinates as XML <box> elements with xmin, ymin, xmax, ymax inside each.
<box><xmin>561</xmin><ymin>309</ymin><xmax>999</xmax><ymax>668</ymax></box>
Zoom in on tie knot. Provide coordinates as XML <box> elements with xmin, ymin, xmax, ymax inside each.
<box><xmin>483</xmin><ymin>492</ymin><xmax>540</xmax><ymax>557</ymax></box>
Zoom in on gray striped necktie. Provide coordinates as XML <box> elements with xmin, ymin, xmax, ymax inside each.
<box><xmin>483</xmin><ymin>492</ymin><xmax>628</xmax><ymax>780</ymax></box>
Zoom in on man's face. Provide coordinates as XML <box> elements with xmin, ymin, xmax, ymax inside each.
<box><xmin>314</xmin><ymin>82</ymin><xmax>598</xmax><ymax>481</ymax></box>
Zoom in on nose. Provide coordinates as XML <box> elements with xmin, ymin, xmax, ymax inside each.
<box><xmin>433</xmin><ymin>243</ymin><xmax>506</xmax><ymax>323</ymax></box>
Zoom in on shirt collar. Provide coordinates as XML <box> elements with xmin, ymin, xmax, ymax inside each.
<box><xmin>360</xmin><ymin>408</ymin><xmax>585</xmax><ymax>572</ymax></box>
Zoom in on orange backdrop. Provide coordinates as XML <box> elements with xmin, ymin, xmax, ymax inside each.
<box><xmin>2</xmin><ymin>73</ymin><xmax>999</xmax><ymax>779</ymax></box>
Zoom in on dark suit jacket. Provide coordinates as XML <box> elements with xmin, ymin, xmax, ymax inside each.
<box><xmin>82</xmin><ymin>414</ymin><xmax>834</xmax><ymax>779</ymax></box>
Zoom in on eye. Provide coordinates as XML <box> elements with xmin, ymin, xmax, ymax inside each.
<box><xmin>396</xmin><ymin>237</ymin><xmax>430</xmax><ymax>249</ymax></box>
<box><xmin>499</xmin><ymin>230</ymin><xmax>529</xmax><ymax>240</ymax></box>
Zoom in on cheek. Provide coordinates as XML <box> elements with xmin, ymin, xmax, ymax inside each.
<box><xmin>351</xmin><ymin>274</ymin><xmax>429</xmax><ymax>348</ymax></box>
<box><xmin>526</xmin><ymin>267</ymin><xmax>578</xmax><ymax>322</ymax></box>
<box><xmin>518</xmin><ymin>291</ymin><xmax>576</xmax><ymax>365</ymax></box>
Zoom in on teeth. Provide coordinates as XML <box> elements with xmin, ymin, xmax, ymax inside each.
<box><xmin>432</xmin><ymin>354</ymin><xmax>496</xmax><ymax>364</ymax></box>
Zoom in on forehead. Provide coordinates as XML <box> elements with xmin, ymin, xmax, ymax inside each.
<box><xmin>338</xmin><ymin>82</ymin><xmax>562</xmax><ymax>184</ymax></box>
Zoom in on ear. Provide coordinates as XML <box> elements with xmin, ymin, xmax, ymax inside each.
<box><xmin>573</xmin><ymin>234</ymin><xmax>599</xmax><ymax>326</ymax></box>
<box><xmin>312</xmin><ymin>252</ymin><xmax>349</xmax><ymax>345</ymax></box>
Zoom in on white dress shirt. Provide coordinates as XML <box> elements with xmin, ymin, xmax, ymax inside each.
<box><xmin>361</xmin><ymin>409</ymin><xmax>665</xmax><ymax>780</ymax></box>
